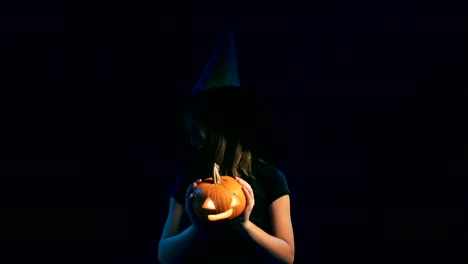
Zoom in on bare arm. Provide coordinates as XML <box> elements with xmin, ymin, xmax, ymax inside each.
<box><xmin>240</xmin><ymin>195</ymin><xmax>295</xmax><ymax>264</ymax></box>
<box><xmin>158</xmin><ymin>198</ymin><xmax>198</xmax><ymax>264</ymax></box>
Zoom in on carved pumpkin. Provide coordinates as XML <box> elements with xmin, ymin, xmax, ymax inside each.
<box><xmin>192</xmin><ymin>163</ymin><xmax>246</xmax><ymax>222</ymax></box>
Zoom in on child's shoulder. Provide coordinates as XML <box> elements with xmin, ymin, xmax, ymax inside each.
<box><xmin>253</xmin><ymin>158</ymin><xmax>283</xmax><ymax>178</ymax></box>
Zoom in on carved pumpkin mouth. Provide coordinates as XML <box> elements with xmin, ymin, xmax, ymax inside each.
<box><xmin>201</xmin><ymin>195</ymin><xmax>241</xmax><ymax>221</ymax></box>
<box><xmin>207</xmin><ymin>208</ymin><xmax>233</xmax><ymax>221</ymax></box>
<box><xmin>192</xmin><ymin>165</ymin><xmax>246</xmax><ymax>222</ymax></box>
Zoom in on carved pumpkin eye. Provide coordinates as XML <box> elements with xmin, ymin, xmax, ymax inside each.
<box><xmin>202</xmin><ymin>198</ymin><xmax>216</xmax><ymax>209</ymax></box>
<box><xmin>192</xmin><ymin>163</ymin><xmax>247</xmax><ymax>222</ymax></box>
<box><xmin>230</xmin><ymin>195</ymin><xmax>240</xmax><ymax>207</ymax></box>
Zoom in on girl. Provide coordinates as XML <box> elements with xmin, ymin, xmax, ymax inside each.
<box><xmin>158</xmin><ymin>87</ymin><xmax>295</xmax><ymax>264</ymax></box>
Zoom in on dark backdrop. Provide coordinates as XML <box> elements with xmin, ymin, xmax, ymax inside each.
<box><xmin>1</xmin><ymin>0</ymin><xmax>465</xmax><ymax>263</ymax></box>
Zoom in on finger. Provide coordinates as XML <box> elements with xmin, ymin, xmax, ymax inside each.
<box><xmin>237</xmin><ymin>178</ymin><xmax>254</xmax><ymax>200</ymax></box>
<box><xmin>187</xmin><ymin>179</ymin><xmax>202</xmax><ymax>194</ymax></box>
<box><xmin>242</xmin><ymin>186</ymin><xmax>252</xmax><ymax>202</ymax></box>
<box><xmin>246</xmin><ymin>185</ymin><xmax>254</xmax><ymax>200</ymax></box>
<box><xmin>235</xmin><ymin>177</ymin><xmax>247</xmax><ymax>186</ymax></box>
<box><xmin>242</xmin><ymin>187</ymin><xmax>253</xmax><ymax>200</ymax></box>
<box><xmin>235</xmin><ymin>177</ymin><xmax>248</xmax><ymax>187</ymax></box>
<box><xmin>185</xmin><ymin>185</ymin><xmax>193</xmax><ymax>198</ymax></box>
<box><xmin>193</xmin><ymin>179</ymin><xmax>202</xmax><ymax>188</ymax></box>
<box><xmin>236</xmin><ymin>177</ymin><xmax>253</xmax><ymax>194</ymax></box>
<box><xmin>186</xmin><ymin>181</ymin><xmax>197</xmax><ymax>198</ymax></box>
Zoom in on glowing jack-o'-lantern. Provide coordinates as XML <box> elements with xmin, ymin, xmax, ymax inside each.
<box><xmin>192</xmin><ymin>163</ymin><xmax>246</xmax><ymax>222</ymax></box>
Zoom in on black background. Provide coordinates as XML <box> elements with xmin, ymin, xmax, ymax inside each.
<box><xmin>1</xmin><ymin>0</ymin><xmax>466</xmax><ymax>263</ymax></box>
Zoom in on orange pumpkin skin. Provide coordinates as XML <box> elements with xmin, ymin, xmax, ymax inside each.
<box><xmin>192</xmin><ymin>176</ymin><xmax>246</xmax><ymax>222</ymax></box>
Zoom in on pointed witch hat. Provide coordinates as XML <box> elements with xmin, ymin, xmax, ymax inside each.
<box><xmin>180</xmin><ymin>20</ymin><xmax>288</xmax><ymax>163</ymax></box>
<box><xmin>184</xmin><ymin>19</ymin><xmax>252</xmax><ymax>130</ymax></box>
<box><xmin>184</xmin><ymin>20</ymin><xmax>259</xmax><ymax>145</ymax></box>
<box><xmin>190</xmin><ymin>20</ymin><xmax>240</xmax><ymax>96</ymax></box>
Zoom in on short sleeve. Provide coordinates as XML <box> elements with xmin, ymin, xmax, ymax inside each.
<box><xmin>255</xmin><ymin>161</ymin><xmax>291</xmax><ymax>206</ymax></box>
<box><xmin>266</xmin><ymin>168</ymin><xmax>291</xmax><ymax>205</ymax></box>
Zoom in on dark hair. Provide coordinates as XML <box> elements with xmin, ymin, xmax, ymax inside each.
<box><xmin>181</xmin><ymin>86</ymin><xmax>262</xmax><ymax>178</ymax></box>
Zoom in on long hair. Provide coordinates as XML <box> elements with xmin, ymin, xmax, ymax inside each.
<box><xmin>203</xmin><ymin>129</ymin><xmax>253</xmax><ymax>179</ymax></box>
<box><xmin>181</xmin><ymin>86</ymin><xmax>260</xmax><ymax>179</ymax></box>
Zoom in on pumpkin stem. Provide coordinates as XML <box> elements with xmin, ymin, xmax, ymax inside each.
<box><xmin>213</xmin><ymin>163</ymin><xmax>221</xmax><ymax>184</ymax></box>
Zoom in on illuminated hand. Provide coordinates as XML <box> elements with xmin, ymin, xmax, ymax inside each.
<box><xmin>235</xmin><ymin>177</ymin><xmax>254</xmax><ymax>223</ymax></box>
<box><xmin>185</xmin><ymin>179</ymin><xmax>205</xmax><ymax>231</ymax></box>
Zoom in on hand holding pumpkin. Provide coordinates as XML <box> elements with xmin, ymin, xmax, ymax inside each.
<box><xmin>190</xmin><ymin>163</ymin><xmax>247</xmax><ymax>223</ymax></box>
<box><xmin>185</xmin><ymin>179</ymin><xmax>206</xmax><ymax>231</ymax></box>
<box><xmin>235</xmin><ymin>177</ymin><xmax>254</xmax><ymax>223</ymax></box>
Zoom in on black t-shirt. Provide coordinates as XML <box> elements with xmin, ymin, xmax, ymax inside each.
<box><xmin>169</xmin><ymin>158</ymin><xmax>290</xmax><ymax>263</ymax></box>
